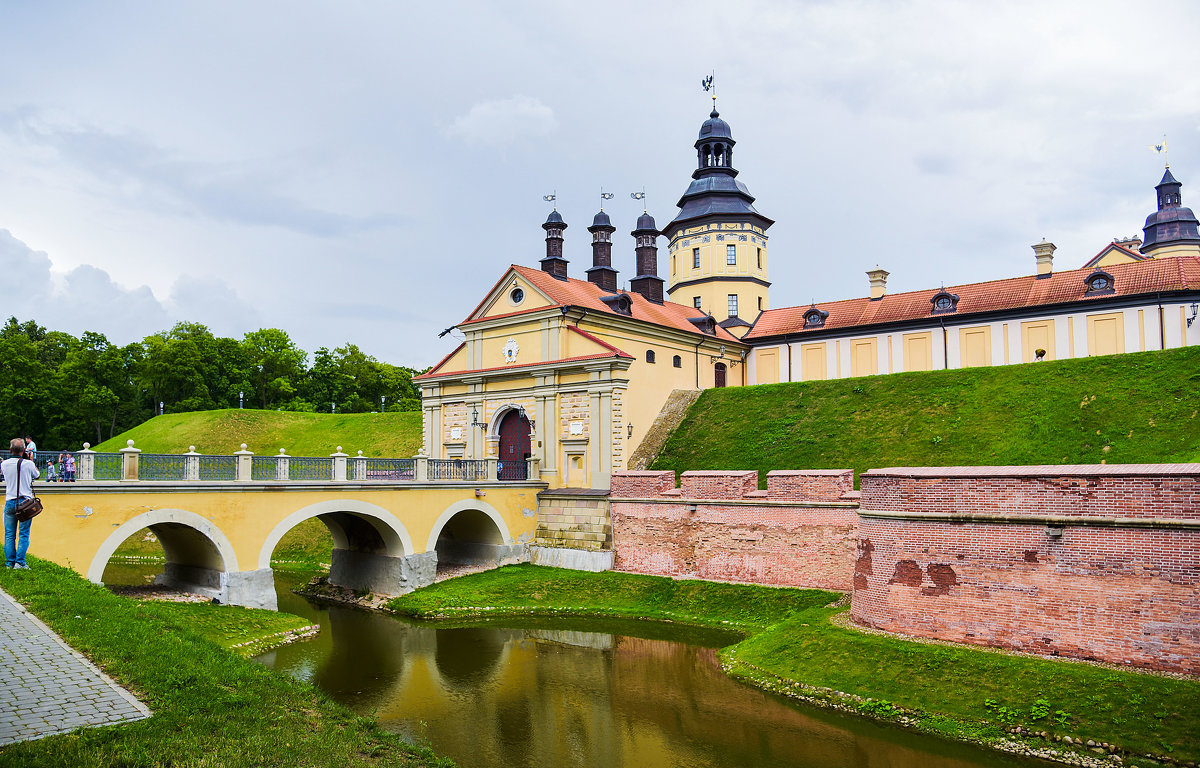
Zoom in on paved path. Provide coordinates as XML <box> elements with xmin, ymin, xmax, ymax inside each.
<box><xmin>0</xmin><ymin>587</ymin><xmax>150</xmax><ymax>746</ymax></box>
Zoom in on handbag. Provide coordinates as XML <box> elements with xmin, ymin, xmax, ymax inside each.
<box><xmin>14</xmin><ymin>458</ymin><xmax>43</xmax><ymax>522</ymax></box>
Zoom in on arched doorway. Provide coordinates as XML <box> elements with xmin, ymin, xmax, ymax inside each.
<box><xmin>715</xmin><ymin>362</ymin><xmax>727</xmax><ymax>387</ymax></box>
<box><xmin>497</xmin><ymin>409</ymin><xmax>531</xmax><ymax>480</ymax></box>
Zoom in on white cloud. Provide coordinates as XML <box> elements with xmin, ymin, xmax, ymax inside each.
<box><xmin>445</xmin><ymin>95</ymin><xmax>558</xmax><ymax>147</ymax></box>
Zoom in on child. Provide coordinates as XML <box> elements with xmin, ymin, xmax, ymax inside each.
<box><xmin>44</xmin><ymin>460</ymin><xmax>57</xmax><ymax>482</ymax></box>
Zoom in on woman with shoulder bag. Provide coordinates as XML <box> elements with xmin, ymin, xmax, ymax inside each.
<box><xmin>3</xmin><ymin>437</ymin><xmax>40</xmax><ymax>569</ymax></box>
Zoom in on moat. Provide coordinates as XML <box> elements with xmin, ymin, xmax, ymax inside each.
<box><xmin>103</xmin><ymin>563</ymin><xmax>1054</xmax><ymax>768</ymax></box>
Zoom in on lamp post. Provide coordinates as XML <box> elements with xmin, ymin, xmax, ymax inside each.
<box><xmin>239</xmin><ymin>391</ymin><xmax>244</xmax><ymax>409</ymax></box>
<box><xmin>332</xmin><ymin>402</ymin><xmax>336</xmax><ymax>414</ymax></box>
<box><xmin>381</xmin><ymin>395</ymin><xmax>386</xmax><ymax>413</ymax></box>
<box><xmin>159</xmin><ymin>401</ymin><xmax>164</xmax><ymax>416</ymax></box>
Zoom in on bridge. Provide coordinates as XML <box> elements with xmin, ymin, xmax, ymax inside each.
<box><xmin>26</xmin><ymin>443</ymin><xmax>546</xmax><ymax>610</ymax></box>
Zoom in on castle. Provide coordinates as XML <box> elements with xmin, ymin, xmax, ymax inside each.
<box><xmin>415</xmin><ymin>106</ymin><xmax>1200</xmax><ymax>490</ymax></box>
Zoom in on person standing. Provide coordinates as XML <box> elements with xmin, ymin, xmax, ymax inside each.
<box><xmin>3</xmin><ymin>437</ymin><xmax>40</xmax><ymax>569</ymax></box>
<box><xmin>63</xmin><ymin>452</ymin><xmax>76</xmax><ymax>483</ymax></box>
<box><xmin>22</xmin><ymin>435</ymin><xmax>36</xmax><ymax>460</ymax></box>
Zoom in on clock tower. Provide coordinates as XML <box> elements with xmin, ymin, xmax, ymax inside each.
<box><xmin>662</xmin><ymin>107</ymin><xmax>774</xmax><ymax>336</ymax></box>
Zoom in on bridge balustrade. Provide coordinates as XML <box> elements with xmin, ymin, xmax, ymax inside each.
<box><xmin>27</xmin><ymin>442</ymin><xmax>542</xmax><ymax>484</ymax></box>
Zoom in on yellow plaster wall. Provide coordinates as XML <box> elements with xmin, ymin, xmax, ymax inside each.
<box><xmin>478</xmin><ymin>274</ymin><xmax>555</xmax><ymax>318</ymax></box>
<box><xmin>27</xmin><ymin>484</ymin><xmax>543</xmax><ymax>580</ymax></box>
<box><xmin>666</xmin><ymin>221</ymin><xmax>769</xmax><ymax>321</ymax></box>
<box><xmin>478</xmin><ymin>324</ymin><xmax>545</xmax><ymax>368</ymax></box>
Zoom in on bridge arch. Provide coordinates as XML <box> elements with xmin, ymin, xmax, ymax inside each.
<box><xmin>88</xmin><ymin>508</ymin><xmax>239</xmax><ymax>589</ymax></box>
<box><xmin>426</xmin><ymin>499</ymin><xmax>526</xmax><ymax>571</ymax></box>
<box><xmin>426</xmin><ymin>499</ymin><xmax>512</xmax><ymax>552</ymax></box>
<box><xmin>257</xmin><ymin>499</ymin><xmax>416</xmax><ymax>570</ymax></box>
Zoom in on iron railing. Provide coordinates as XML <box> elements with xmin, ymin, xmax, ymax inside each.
<box><xmin>93</xmin><ymin>453</ymin><xmax>122</xmax><ymax>481</ymax></box>
<box><xmin>251</xmin><ymin>456</ymin><xmax>278</xmax><ymax>481</ymax></box>
<box><xmin>428</xmin><ymin>458</ymin><xmax>489</xmax><ymax>481</ymax></box>
<box><xmin>289</xmin><ymin>457</ymin><xmax>333</xmax><ymax>481</ymax></box>
<box><xmin>197</xmin><ymin>455</ymin><xmax>237</xmax><ymax>481</ymax></box>
<box><xmin>140</xmin><ymin>454</ymin><xmax>188</xmax><ymax>481</ymax></box>
<box><xmin>361</xmin><ymin>457</ymin><xmax>415</xmax><ymax>481</ymax></box>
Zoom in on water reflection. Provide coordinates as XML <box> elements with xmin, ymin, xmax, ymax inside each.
<box><xmin>256</xmin><ymin>573</ymin><xmax>1049</xmax><ymax>768</ymax></box>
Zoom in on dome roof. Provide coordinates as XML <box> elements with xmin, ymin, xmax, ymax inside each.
<box><xmin>699</xmin><ymin>108</ymin><xmax>732</xmax><ymax>140</ymax></box>
<box><xmin>635</xmin><ymin>212</ymin><xmax>657</xmax><ymax>231</ymax></box>
<box><xmin>544</xmin><ymin>209</ymin><xmax>564</xmax><ymax>225</ymax></box>
<box><xmin>591</xmin><ymin>210</ymin><xmax>612</xmax><ymax>228</ymax></box>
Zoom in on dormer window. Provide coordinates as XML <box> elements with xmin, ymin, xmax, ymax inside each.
<box><xmin>1085</xmin><ymin>270</ymin><xmax>1115</xmax><ymax>295</ymax></box>
<box><xmin>600</xmin><ymin>292</ymin><xmax>633</xmax><ymax>316</ymax></box>
<box><xmin>930</xmin><ymin>291</ymin><xmax>960</xmax><ymax>315</ymax></box>
<box><xmin>802</xmin><ymin>306</ymin><xmax>829</xmax><ymax>328</ymax></box>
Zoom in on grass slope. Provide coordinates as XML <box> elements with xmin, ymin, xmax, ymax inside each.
<box><xmin>653</xmin><ymin>346</ymin><xmax>1200</xmax><ymax>482</ymax></box>
<box><xmin>390</xmin><ymin>565</ymin><xmax>1200</xmax><ymax>763</ymax></box>
<box><xmin>0</xmin><ymin>560</ymin><xmax>449</xmax><ymax>768</ymax></box>
<box><xmin>93</xmin><ymin>408</ymin><xmax>422</xmax><ymax>457</ymax></box>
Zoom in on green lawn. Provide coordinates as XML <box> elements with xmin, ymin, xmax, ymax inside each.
<box><xmin>92</xmin><ymin>408</ymin><xmax>422</xmax><ymax>458</ymax></box>
<box><xmin>0</xmin><ymin>559</ymin><xmax>450</xmax><ymax>768</ymax></box>
<box><xmin>391</xmin><ymin>565</ymin><xmax>1200</xmax><ymax>763</ymax></box>
<box><xmin>653</xmin><ymin>346</ymin><xmax>1200</xmax><ymax>483</ymax></box>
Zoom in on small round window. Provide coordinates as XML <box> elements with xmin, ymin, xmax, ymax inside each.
<box><xmin>509</xmin><ymin>287</ymin><xmax>525</xmax><ymax>305</ymax></box>
<box><xmin>935</xmin><ymin>296</ymin><xmax>953</xmax><ymax>310</ymax></box>
<box><xmin>1089</xmin><ymin>275</ymin><xmax>1109</xmax><ymax>291</ymax></box>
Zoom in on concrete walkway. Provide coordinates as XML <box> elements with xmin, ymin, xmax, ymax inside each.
<box><xmin>0</xmin><ymin>586</ymin><xmax>150</xmax><ymax>746</ymax></box>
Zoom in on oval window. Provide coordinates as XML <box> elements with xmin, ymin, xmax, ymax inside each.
<box><xmin>509</xmin><ymin>287</ymin><xmax>525</xmax><ymax>304</ymax></box>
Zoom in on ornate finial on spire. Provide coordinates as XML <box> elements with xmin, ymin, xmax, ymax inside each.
<box><xmin>599</xmin><ymin>189</ymin><xmax>613</xmax><ymax>211</ymax></box>
<box><xmin>1150</xmin><ymin>136</ymin><xmax>1169</xmax><ymax>168</ymax></box>
<box><xmin>702</xmin><ymin>71</ymin><xmax>716</xmax><ymax>111</ymax></box>
<box><xmin>630</xmin><ymin>189</ymin><xmax>647</xmax><ymax>213</ymax></box>
<box><xmin>543</xmin><ymin>191</ymin><xmax>557</xmax><ymax>210</ymax></box>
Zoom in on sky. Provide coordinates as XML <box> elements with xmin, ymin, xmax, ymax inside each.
<box><xmin>2</xmin><ymin>0</ymin><xmax>1198</xmax><ymax>368</ymax></box>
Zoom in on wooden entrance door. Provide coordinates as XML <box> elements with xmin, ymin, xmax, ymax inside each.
<box><xmin>714</xmin><ymin>363</ymin><xmax>727</xmax><ymax>388</ymax></box>
<box><xmin>497</xmin><ymin>410</ymin><xmax>531</xmax><ymax>480</ymax></box>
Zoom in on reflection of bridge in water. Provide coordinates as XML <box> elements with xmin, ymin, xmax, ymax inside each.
<box><xmin>31</xmin><ymin>443</ymin><xmax>545</xmax><ymax>609</ymax></box>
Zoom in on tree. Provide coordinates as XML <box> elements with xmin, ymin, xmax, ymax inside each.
<box><xmin>242</xmin><ymin>328</ymin><xmax>307</xmax><ymax>409</ymax></box>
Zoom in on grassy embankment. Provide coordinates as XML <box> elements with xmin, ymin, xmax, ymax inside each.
<box><xmin>0</xmin><ymin>560</ymin><xmax>450</xmax><ymax>767</ymax></box>
<box><xmin>390</xmin><ymin>565</ymin><xmax>1200</xmax><ymax>764</ymax></box>
<box><xmin>100</xmin><ymin>409</ymin><xmax>424</xmax><ymax>568</ymax></box>
<box><xmin>652</xmin><ymin>346</ymin><xmax>1200</xmax><ymax>483</ymax></box>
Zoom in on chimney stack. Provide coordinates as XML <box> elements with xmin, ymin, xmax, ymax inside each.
<box><xmin>586</xmin><ymin>210</ymin><xmax>618</xmax><ymax>292</ymax></box>
<box><xmin>629</xmin><ymin>212</ymin><xmax>664</xmax><ymax>304</ymax></box>
<box><xmin>1032</xmin><ymin>239</ymin><xmax>1056</xmax><ymax>277</ymax></box>
<box><xmin>866</xmin><ymin>267</ymin><xmax>889</xmax><ymax>300</ymax></box>
<box><xmin>541</xmin><ymin>210</ymin><xmax>569</xmax><ymax>280</ymax></box>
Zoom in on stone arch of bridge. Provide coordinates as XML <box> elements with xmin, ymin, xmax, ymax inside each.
<box><xmin>87</xmin><ymin>507</ymin><xmax>239</xmax><ymax>585</ymax></box>
<box><xmin>425</xmin><ymin>499</ymin><xmax>511</xmax><ymax>553</ymax></box>
<box><xmin>256</xmin><ymin>499</ymin><xmax>416</xmax><ymax>570</ymax></box>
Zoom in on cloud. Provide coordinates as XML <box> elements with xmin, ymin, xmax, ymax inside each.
<box><xmin>0</xmin><ymin>228</ymin><xmax>256</xmax><ymax>344</ymax></box>
<box><xmin>0</xmin><ymin>110</ymin><xmax>396</xmax><ymax>237</ymax></box>
<box><xmin>445</xmin><ymin>95</ymin><xmax>558</xmax><ymax>147</ymax></box>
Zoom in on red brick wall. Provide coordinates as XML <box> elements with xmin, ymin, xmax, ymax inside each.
<box><xmin>853</xmin><ymin>465</ymin><xmax>1200</xmax><ymax>675</ymax></box>
<box><xmin>610</xmin><ymin>470</ymin><xmax>860</xmax><ymax>590</ymax></box>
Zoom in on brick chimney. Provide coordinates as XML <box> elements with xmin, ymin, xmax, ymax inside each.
<box><xmin>866</xmin><ymin>267</ymin><xmax>889</xmax><ymax>300</ymax></box>
<box><xmin>540</xmin><ymin>210</ymin><xmax>569</xmax><ymax>280</ymax></box>
<box><xmin>586</xmin><ymin>210</ymin><xmax>618</xmax><ymax>292</ymax></box>
<box><xmin>1033</xmin><ymin>239</ymin><xmax>1056</xmax><ymax>277</ymax></box>
<box><xmin>629</xmin><ymin>211</ymin><xmax>664</xmax><ymax>304</ymax></box>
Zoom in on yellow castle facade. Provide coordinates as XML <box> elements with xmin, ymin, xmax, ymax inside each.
<box><xmin>416</xmin><ymin>107</ymin><xmax>1200</xmax><ymax>490</ymax></box>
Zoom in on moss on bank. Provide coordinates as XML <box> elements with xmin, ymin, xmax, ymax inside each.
<box><xmin>390</xmin><ymin>565</ymin><xmax>1200</xmax><ymax>765</ymax></box>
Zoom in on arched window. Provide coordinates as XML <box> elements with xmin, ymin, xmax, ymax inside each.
<box><xmin>646</xmin><ymin>350</ymin><xmax>656</xmax><ymax>364</ymax></box>
<box><xmin>672</xmin><ymin>355</ymin><xmax>682</xmax><ymax>368</ymax></box>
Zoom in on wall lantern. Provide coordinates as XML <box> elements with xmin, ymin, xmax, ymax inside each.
<box><xmin>471</xmin><ymin>407</ymin><xmax>485</xmax><ymax>430</ymax></box>
<box><xmin>627</xmin><ymin>424</ymin><xmax>634</xmax><ymax>439</ymax></box>
<box><xmin>1188</xmin><ymin>302</ymin><xmax>1199</xmax><ymax>328</ymax></box>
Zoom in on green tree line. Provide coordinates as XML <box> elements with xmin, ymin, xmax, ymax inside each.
<box><xmin>0</xmin><ymin>317</ymin><xmax>426</xmax><ymax>450</ymax></box>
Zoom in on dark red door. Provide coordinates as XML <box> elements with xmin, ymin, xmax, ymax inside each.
<box><xmin>497</xmin><ymin>410</ymin><xmax>531</xmax><ymax>480</ymax></box>
<box><xmin>714</xmin><ymin>362</ymin><xmax>727</xmax><ymax>388</ymax></box>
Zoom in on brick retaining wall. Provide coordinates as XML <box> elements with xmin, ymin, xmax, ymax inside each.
<box><xmin>853</xmin><ymin>465</ymin><xmax>1200</xmax><ymax>675</ymax></box>
<box><xmin>610</xmin><ymin>470</ymin><xmax>860</xmax><ymax>590</ymax></box>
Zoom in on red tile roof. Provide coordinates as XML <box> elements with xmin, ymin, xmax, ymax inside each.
<box><xmin>462</xmin><ymin>265</ymin><xmax>740</xmax><ymax>342</ymax></box>
<box><xmin>747</xmin><ymin>256</ymin><xmax>1200</xmax><ymax>340</ymax></box>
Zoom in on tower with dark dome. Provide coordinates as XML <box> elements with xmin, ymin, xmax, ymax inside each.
<box><xmin>540</xmin><ymin>209</ymin><xmax>569</xmax><ymax>280</ymax></box>
<box><xmin>1141</xmin><ymin>167</ymin><xmax>1200</xmax><ymax>260</ymax></box>
<box><xmin>661</xmin><ymin>106</ymin><xmax>774</xmax><ymax>334</ymax></box>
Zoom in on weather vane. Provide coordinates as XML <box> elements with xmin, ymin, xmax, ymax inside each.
<box><xmin>630</xmin><ymin>189</ymin><xmax>647</xmax><ymax>212</ymax></box>
<box><xmin>1150</xmin><ymin>136</ymin><xmax>1169</xmax><ymax>168</ymax></box>
<box><xmin>543</xmin><ymin>191</ymin><xmax>557</xmax><ymax>209</ymax></box>
<box><xmin>600</xmin><ymin>189</ymin><xmax>614</xmax><ymax>210</ymax></box>
<box><xmin>702</xmin><ymin>71</ymin><xmax>715</xmax><ymax>108</ymax></box>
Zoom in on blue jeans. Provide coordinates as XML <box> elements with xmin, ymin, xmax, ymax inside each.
<box><xmin>4</xmin><ymin>499</ymin><xmax>32</xmax><ymax>567</ymax></box>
